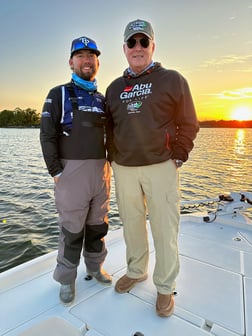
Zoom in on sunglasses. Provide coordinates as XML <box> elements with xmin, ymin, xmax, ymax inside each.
<box><xmin>126</xmin><ymin>38</ymin><xmax>150</xmax><ymax>49</ymax></box>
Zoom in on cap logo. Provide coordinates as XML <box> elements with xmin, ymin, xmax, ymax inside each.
<box><xmin>129</xmin><ymin>20</ymin><xmax>147</xmax><ymax>32</ymax></box>
<box><xmin>80</xmin><ymin>37</ymin><xmax>90</xmax><ymax>46</ymax></box>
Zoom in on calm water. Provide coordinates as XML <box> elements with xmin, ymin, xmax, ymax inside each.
<box><xmin>0</xmin><ymin>128</ymin><xmax>252</xmax><ymax>272</ymax></box>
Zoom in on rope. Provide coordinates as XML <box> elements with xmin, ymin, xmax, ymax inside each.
<box><xmin>181</xmin><ymin>200</ymin><xmax>217</xmax><ymax>211</ymax></box>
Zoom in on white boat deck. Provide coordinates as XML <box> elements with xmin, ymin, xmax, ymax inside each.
<box><xmin>1</xmin><ymin>211</ymin><xmax>252</xmax><ymax>336</ymax></box>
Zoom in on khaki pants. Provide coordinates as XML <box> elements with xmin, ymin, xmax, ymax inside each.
<box><xmin>112</xmin><ymin>160</ymin><xmax>180</xmax><ymax>294</ymax></box>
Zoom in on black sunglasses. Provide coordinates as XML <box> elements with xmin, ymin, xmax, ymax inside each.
<box><xmin>126</xmin><ymin>38</ymin><xmax>150</xmax><ymax>49</ymax></box>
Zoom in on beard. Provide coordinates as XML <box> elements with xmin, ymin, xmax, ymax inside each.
<box><xmin>76</xmin><ymin>66</ymin><xmax>96</xmax><ymax>81</ymax></box>
<box><xmin>79</xmin><ymin>73</ymin><xmax>92</xmax><ymax>81</ymax></box>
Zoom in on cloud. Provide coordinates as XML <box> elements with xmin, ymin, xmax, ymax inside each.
<box><xmin>200</xmin><ymin>54</ymin><xmax>252</xmax><ymax>68</ymax></box>
<box><xmin>202</xmin><ymin>88</ymin><xmax>252</xmax><ymax>100</ymax></box>
<box><xmin>218</xmin><ymin>88</ymin><xmax>252</xmax><ymax>100</ymax></box>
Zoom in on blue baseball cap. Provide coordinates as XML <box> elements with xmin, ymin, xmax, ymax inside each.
<box><xmin>70</xmin><ymin>36</ymin><xmax>101</xmax><ymax>57</ymax></box>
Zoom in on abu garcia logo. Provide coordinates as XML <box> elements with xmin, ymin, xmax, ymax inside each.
<box><xmin>120</xmin><ymin>82</ymin><xmax>152</xmax><ymax>99</ymax></box>
<box><xmin>127</xmin><ymin>101</ymin><xmax>143</xmax><ymax>113</ymax></box>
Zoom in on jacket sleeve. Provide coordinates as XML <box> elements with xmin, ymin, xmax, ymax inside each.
<box><xmin>171</xmin><ymin>76</ymin><xmax>199</xmax><ymax>162</ymax></box>
<box><xmin>40</xmin><ymin>86</ymin><xmax>63</xmax><ymax>177</ymax></box>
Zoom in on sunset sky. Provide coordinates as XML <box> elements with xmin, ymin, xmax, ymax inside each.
<box><xmin>1</xmin><ymin>0</ymin><xmax>251</xmax><ymax>121</ymax></box>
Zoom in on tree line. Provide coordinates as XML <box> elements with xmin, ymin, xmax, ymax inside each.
<box><xmin>200</xmin><ymin>119</ymin><xmax>252</xmax><ymax>128</ymax></box>
<box><xmin>0</xmin><ymin>108</ymin><xmax>40</xmax><ymax>127</ymax></box>
<box><xmin>1</xmin><ymin>108</ymin><xmax>251</xmax><ymax>128</ymax></box>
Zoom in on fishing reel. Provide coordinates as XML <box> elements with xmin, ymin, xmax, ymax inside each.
<box><xmin>219</xmin><ymin>191</ymin><xmax>252</xmax><ymax>205</ymax></box>
<box><xmin>204</xmin><ymin>191</ymin><xmax>252</xmax><ymax>222</ymax></box>
<box><xmin>218</xmin><ymin>192</ymin><xmax>252</xmax><ymax>213</ymax></box>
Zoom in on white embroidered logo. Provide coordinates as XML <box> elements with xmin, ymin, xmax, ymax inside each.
<box><xmin>80</xmin><ymin>37</ymin><xmax>90</xmax><ymax>46</ymax></box>
<box><xmin>120</xmin><ymin>83</ymin><xmax>152</xmax><ymax>100</ymax></box>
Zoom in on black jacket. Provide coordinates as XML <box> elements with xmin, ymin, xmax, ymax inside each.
<box><xmin>40</xmin><ymin>82</ymin><xmax>106</xmax><ymax>177</ymax></box>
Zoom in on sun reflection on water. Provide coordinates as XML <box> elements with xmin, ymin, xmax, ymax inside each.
<box><xmin>234</xmin><ymin>129</ymin><xmax>245</xmax><ymax>155</ymax></box>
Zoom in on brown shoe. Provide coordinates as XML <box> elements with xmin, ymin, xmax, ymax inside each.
<box><xmin>115</xmin><ymin>274</ymin><xmax>147</xmax><ymax>293</ymax></box>
<box><xmin>156</xmin><ymin>293</ymin><xmax>174</xmax><ymax>317</ymax></box>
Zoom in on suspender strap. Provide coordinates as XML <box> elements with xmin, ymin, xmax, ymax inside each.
<box><xmin>65</xmin><ymin>83</ymin><xmax>79</xmax><ymax>113</ymax></box>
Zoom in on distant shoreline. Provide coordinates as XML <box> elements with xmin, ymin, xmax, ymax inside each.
<box><xmin>1</xmin><ymin>120</ymin><xmax>252</xmax><ymax>129</ymax></box>
<box><xmin>199</xmin><ymin>120</ymin><xmax>252</xmax><ymax>128</ymax></box>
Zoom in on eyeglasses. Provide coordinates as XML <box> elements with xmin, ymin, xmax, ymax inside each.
<box><xmin>126</xmin><ymin>38</ymin><xmax>150</xmax><ymax>49</ymax></box>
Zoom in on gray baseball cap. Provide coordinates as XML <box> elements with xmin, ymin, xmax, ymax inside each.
<box><xmin>124</xmin><ymin>19</ymin><xmax>154</xmax><ymax>42</ymax></box>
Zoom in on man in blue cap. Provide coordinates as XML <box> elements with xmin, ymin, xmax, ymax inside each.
<box><xmin>40</xmin><ymin>36</ymin><xmax>112</xmax><ymax>305</ymax></box>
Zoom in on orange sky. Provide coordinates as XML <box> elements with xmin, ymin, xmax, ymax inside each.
<box><xmin>194</xmin><ymin>87</ymin><xmax>252</xmax><ymax>121</ymax></box>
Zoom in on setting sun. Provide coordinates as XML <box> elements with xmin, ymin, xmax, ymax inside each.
<box><xmin>230</xmin><ymin>106</ymin><xmax>252</xmax><ymax>121</ymax></box>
